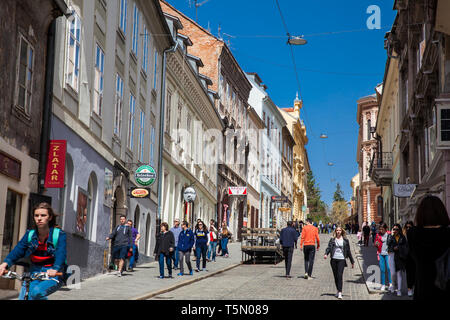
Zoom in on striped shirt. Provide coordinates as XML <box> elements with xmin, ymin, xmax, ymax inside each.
<box><xmin>30</xmin><ymin>236</ymin><xmax>55</xmax><ymax>267</ymax></box>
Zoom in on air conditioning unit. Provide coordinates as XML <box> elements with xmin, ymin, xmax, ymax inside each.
<box><xmin>436</xmin><ymin>98</ymin><xmax>450</xmax><ymax>149</ymax></box>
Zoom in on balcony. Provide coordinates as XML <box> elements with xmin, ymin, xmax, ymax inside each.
<box><xmin>369</xmin><ymin>152</ymin><xmax>393</xmax><ymax>186</ymax></box>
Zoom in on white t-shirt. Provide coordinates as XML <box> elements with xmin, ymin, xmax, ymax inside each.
<box><xmin>333</xmin><ymin>238</ymin><xmax>345</xmax><ymax>260</ymax></box>
<box><xmin>380</xmin><ymin>233</ymin><xmax>389</xmax><ymax>255</ymax></box>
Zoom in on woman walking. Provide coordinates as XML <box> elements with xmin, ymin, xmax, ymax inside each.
<box><xmin>387</xmin><ymin>224</ymin><xmax>408</xmax><ymax>296</ymax></box>
<box><xmin>207</xmin><ymin>225</ymin><xmax>218</xmax><ymax>262</ymax></box>
<box><xmin>403</xmin><ymin>221</ymin><xmax>415</xmax><ymax>297</ymax></box>
<box><xmin>154</xmin><ymin>222</ymin><xmax>175</xmax><ymax>279</ymax></box>
<box><xmin>324</xmin><ymin>226</ymin><xmax>355</xmax><ymax>300</ymax></box>
<box><xmin>374</xmin><ymin>223</ymin><xmax>393</xmax><ymax>292</ymax></box>
<box><xmin>407</xmin><ymin>196</ymin><xmax>450</xmax><ymax>300</ymax></box>
<box><xmin>219</xmin><ymin>225</ymin><xmax>232</xmax><ymax>257</ymax></box>
<box><xmin>194</xmin><ymin>220</ymin><xmax>209</xmax><ymax>272</ymax></box>
<box><xmin>0</xmin><ymin>203</ymin><xmax>67</xmax><ymax>300</ymax></box>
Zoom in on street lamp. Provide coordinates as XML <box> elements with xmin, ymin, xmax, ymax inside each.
<box><xmin>320</xmin><ymin>133</ymin><xmax>328</xmax><ymax>139</ymax></box>
<box><xmin>287</xmin><ymin>35</ymin><xmax>307</xmax><ymax>45</ymax></box>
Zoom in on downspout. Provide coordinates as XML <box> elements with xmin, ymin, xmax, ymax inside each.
<box><xmin>156</xmin><ymin>41</ymin><xmax>179</xmax><ymax>232</ymax></box>
<box><xmin>38</xmin><ymin>7</ymin><xmax>72</xmax><ymax>194</ymax></box>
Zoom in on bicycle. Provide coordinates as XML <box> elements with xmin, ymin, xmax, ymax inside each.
<box><xmin>1</xmin><ymin>269</ymin><xmax>63</xmax><ymax>300</ymax></box>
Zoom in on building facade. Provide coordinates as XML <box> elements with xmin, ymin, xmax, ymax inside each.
<box><xmin>161</xmin><ymin>13</ymin><xmax>223</xmax><ymax>229</ymax></box>
<box><xmin>46</xmin><ymin>0</ymin><xmax>174</xmax><ymax>278</ymax></box>
<box><xmin>356</xmin><ymin>94</ymin><xmax>382</xmax><ymax>226</ymax></box>
<box><xmin>0</xmin><ymin>0</ymin><xmax>69</xmax><ymax>290</ymax></box>
<box><xmin>160</xmin><ymin>0</ymin><xmax>251</xmax><ymax>240</ymax></box>
<box><xmin>280</xmin><ymin>95</ymin><xmax>309</xmax><ymax>222</ymax></box>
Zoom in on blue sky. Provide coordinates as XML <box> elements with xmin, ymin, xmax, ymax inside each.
<box><xmin>166</xmin><ymin>0</ymin><xmax>397</xmax><ymax>206</ymax></box>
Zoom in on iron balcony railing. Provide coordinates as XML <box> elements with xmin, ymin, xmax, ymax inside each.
<box><xmin>369</xmin><ymin>151</ymin><xmax>393</xmax><ymax>184</ymax></box>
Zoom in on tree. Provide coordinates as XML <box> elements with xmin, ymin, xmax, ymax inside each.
<box><xmin>306</xmin><ymin>170</ymin><xmax>327</xmax><ymax>218</ymax></box>
<box><xmin>333</xmin><ymin>183</ymin><xmax>345</xmax><ymax>202</ymax></box>
<box><xmin>331</xmin><ymin>200</ymin><xmax>349</xmax><ymax>226</ymax></box>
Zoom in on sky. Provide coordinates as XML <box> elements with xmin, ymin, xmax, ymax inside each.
<box><xmin>165</xmin><ymin>0</ymin><xmax>397</xmax><ymax>207</ymax></box>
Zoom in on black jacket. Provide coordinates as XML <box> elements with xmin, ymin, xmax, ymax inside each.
<box><xmin>154</xmin><ymin>231</ymin><xmax>175</xmax><ymax>256</ymax></box>
<box><xmin>325</xmin><ymin>237</ymin><xmax>355</xmax><ymax>267</ymax></box>
<box><xmin>280</xmin><ymin>226</ymin><xmax>299</xmax><ymax>248</ymax></box>
<box><xmin>387</xmin><ymin>234</ymin><xmax>408</xmax><ymax>271</ymax></box>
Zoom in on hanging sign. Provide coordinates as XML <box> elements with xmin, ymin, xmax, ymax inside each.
<box><xmin>228</xmin><ymin>186</ymin><xmax>247</xmax><ymax>195</ymax></box>
<box><xmin>130</xmin><ymin>187</ymin><xmax>150</xmax><ymax>198</ymax></box>
<box><xmin>135</xmin><ymin>165</ymin><xmax>157</xmax><ymax>186</ymax></box>
<box><xmin>184</xmin><ymin>187</ymin><xmax>197</xmax><ymax>203</ymax></box>
<box><xmin>393</xmin><ymin>184</ymin><xmax>417</xmax><ymax>198</ymax></box>
<box><xmin>44</xmin><ymin>140</ymin><xmax>67</xmax><ymax>188</ymax></box>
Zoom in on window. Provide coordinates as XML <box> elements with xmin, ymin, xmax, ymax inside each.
<box><xmin>367</xmin><ymin>118</ymin><xmax>372</xmax><ymax>141</ymax></box>
<box><xmin>114</xmin><ymin>74</ymin><xmax>124</xmax><ymax>136</ymax></box>
<box><xmin>15</xmin><ymin>35</ymin><xmax>34</xmax><ymax>115</ymax></box>
<box><xmin>142</xmin><ymin>24</ymin><xmax>148</xmax><ymax>73</ymax></box>
<box><xmin>93</xmin><ymin>44</ymin><xmax>104</xmax><ymax>116</ymax></box>
<box><xmin>177</xmin><ymin>103</ymin><xmax>182</xmax><ymax>143</ymax></box>
<box><xmin>131</xmin><ymin>3</ymin><xmax>139</xmax><ymax>55</ymax></box>
<box><xmin>138</xmin><ymin>110</ymin><xmax>145</xmax><ymax>162</ymax></box>
<box><xmin>153</xmin><ymin>50</ymin><xmax>158</xmax><ymax>90</ymax></box>
<box><xmin>128</xmin><ymin>94</ymin><xmax>136</xmax><ymax>150</ymax></box>
<box><xmin>66</xmin><ymin>13</ymin><xmax>81</xmax><ymax>91</ymax></box>
<box><xmin>119</xmin><ymin>0</ymin><xmax>127</xmax><ymax>34</ymax></box>
<box><xmin>149</xmin><ymin>125</ymin><xmax>155</xmax><ymax>166</ymax></box>
<box><xmin>165</xmin><ymin>91</ymin><xmax>171</xmax><ymax>133</ymax></box>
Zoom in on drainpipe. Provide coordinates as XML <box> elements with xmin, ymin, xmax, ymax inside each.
<box><xmin>38</xmin><ymin>6</ymin><xmax>72</xmax><ymax>194</ymax></box>
<box><xmin>156</xmin><ymin>41</ymin><xmax>179</xmax><ymax>232</ymax></box>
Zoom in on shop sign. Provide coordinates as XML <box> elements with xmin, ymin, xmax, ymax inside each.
<box><xmin>135</xmin><ymin>165</ymin><xmax>156</xmax><ymax>186</ymax></box>
<box><xmin>0</xmin><ymin>150</ymin><xmax>21</xmax><ymax>181</ymax></box>
<box><xmin>131</xmin><ymin>188</ymin><xmax>150</xmax><ymax>198</ymax></box>
<box><xmin>228</xmin><ymin>186</ymin><xmax>247</xmax><ymax>195</ymax></box>
<box><xmin>393</xmin><ymin>184</ymin><xmax>417</xmax><ymax>198</ymax></box>
<box><xmin>44</xmin><ymin>140</ymin><xmax>66</xmax><ymax>188</ymax></box>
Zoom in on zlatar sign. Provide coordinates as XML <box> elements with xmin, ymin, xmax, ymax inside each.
<box><xmin>44</xmin><ymin>140</ymin><xmax>67</xmax><ymax>188</ymax></box>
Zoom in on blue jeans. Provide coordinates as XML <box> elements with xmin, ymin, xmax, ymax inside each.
<box><xmin>19</xmin><ymin>265</ymin><xmax>62</xmax><ymax>300</ymax></box>
<box><xmin>221</xmin><ymin>238</ymin><xmax>229</xmax><ymax>255</ymax></box>
<box><xmin>379</xmin><ymin>254</ymin><xmax>391</xmax><ymax>286</ymax></box>
<box><xmin>159</xmin><ymin>253</ymin><xmax>172</xmax><ymax>277</ymax></box>
<box><xmin>171</xmin><ymin>246</ymin><xmax>179</xmax><ymax>268</ymax></box>
<box><xmin>207</xmin><ymin>241</ymin><xmax>217</xmax><ymax>261</ymax></box>
<box><xmin>129</xmin><ymin>244</ymin><xmax>138</xmax><ymax>268</ymax></box>
<box><xmin>195</xmin><ymin>244</ymin><xmax>207</xmax><ymax>270</ymax></box>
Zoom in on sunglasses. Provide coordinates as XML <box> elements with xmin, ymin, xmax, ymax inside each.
<box><xmin>393</xmin><ymin>228</ymin><xmax>399</xmax><ymax>231</ymax></box>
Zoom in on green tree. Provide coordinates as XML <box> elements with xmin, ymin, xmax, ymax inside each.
<box><xmin>306</xmin><ymin>170</ymin><xmax>327</xmax><ymax>217</ymax></box>
<box><xmin>331</xmin><ymin>200</ymin><xmax>349</xmax><ymax>226</ymax></box>
<box><xmin>333</xmin><ymin>183</ymin><xmax>345</xmax><ymax>202</ymax></box>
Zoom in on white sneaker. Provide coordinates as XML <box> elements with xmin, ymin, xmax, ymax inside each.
<box><xmin>396</xmin><ymin>290</ymin><xmax>402</xmax><ymax>297</ymax></box>
<box><xmin>408</xmin><ymin>289</ymin><xmax>413</xmax><ymax>297</ymax></box>
<box><xmin>338</xmin><ymin>292</ymin><xmax>343</xmax><ymax>299</ymax></box>
<box><xmin>380</xmin><ymin>285</ymin><xmax>386</xmax><ymax>291</ymax></box>
<box><xmin>389</xmin><ymin>284</ymin><xmax>394</xmax><ymax>293</ymax></box>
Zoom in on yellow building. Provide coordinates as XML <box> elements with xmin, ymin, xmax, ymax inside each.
<box><xmin>280</xmin><ymin>94</ymin><xmax>310</xmax><ymax>221</ymax></box>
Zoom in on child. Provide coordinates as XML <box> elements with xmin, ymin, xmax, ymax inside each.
<box><xmin>357</xmin><ymin>228</ymin><xmax>362</xmax><ymax>246</ymax></box>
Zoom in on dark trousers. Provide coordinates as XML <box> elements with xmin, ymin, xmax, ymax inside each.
<box><xmin>283</xmin><ymin>246</ymin><xmax>294</xmax><ymax>276</ymax></box>
<box><xmin>195</xmin><ymin>244</ymin><xmax>207</xmax><ymax>270</ymax></box>
<box><xmin>331</xmin><ymin>258</ymin><xmax>346</xmax><ymax>292</ymax></box>
<box><xmin>159</xmin><ymin>253</ymin><xmax>172</xmax><ymax>277</ymax></box>
<box><xmin>363</xmin><ymin>234</ymin><xmax>370</xmax><ymax>246</ymax></box>
<box><xmin>303</xmin><ymin>245</ymin><xmax>316</xmax><ymax>276</ymax></box>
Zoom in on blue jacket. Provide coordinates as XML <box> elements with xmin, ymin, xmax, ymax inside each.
<box><xmin>3</xmin><ymin>228</ymin><xmax>67</xmax><ymax>272</ymax></box>
<box><xmin>280</xmin><ymin>226</ymin><xmax>299</xmax><ymax>248</ymax></box>
<box><xmin>177</xmin><ymin>228</ymin><xmax>195</xmax><ymax>252</ymax></box>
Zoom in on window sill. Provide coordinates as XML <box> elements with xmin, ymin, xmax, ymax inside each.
<box><xmin>91</xmin><ymin>110</ymin><xmax>102</xmax><ymax>126</ymax></box>
<box><xmin>113</xmin><ymin>133</ymin><xmax>122</xmax><ymax>145</ymax></box>
<box><xmin>64</xmin><ymin>84</ymin><xmax>80</xmax><ymax>103</ymax></box>
<box><xmin>117</xmin><ymin>29</ymin><xmax>126</xmax><ymax>43</ymax></box>
<box><xmin>151</xmin><ymin>88</ymin><xmax>157</xmax><ymax>100</ymax></box>
<box><xmin>130</xmin><ymin>51</ymin><xmax>138</xmax><ymax>65</ymax></box>
<box><xmin>12</xmin><ymin>105</ymin><xmax>32</xmax><ymax>126</ymax></box>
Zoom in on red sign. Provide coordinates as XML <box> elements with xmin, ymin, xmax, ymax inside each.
<box><xmin>44</xmin><ymin>140</ymin><xmax>67</xmax><ymax>188</ymax></box>
<box><xmin>228</xmin><ymin>186</ymin><xmax>247</xmax><ymax>195</ymax></box>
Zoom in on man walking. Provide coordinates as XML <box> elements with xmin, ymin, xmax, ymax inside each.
<box><xmin>170</xmin><ymin>219</ymin><xmax>182</xmax><ymax>270</ymax></box>
<box><xmin>362</xmin><ymin>222</ymin><xmax>371</xmax><ymax>247</ymax></box>
<box><xmin>126</xmin><ymin>219</ymin><xmax>141</xmax><ymax>272</ymax></box>
<box><xmin>177</xmin><ymin>221</ymin><xmax>195</xmax><ymax>276</ymax></box>
<box><xmin>280</xmin><ymin>221</ymin><xmax>299</xmax><ymax>278</ymax></box>
<box><xmin>106</xmin><ymin>215</ymin><xmax>132</xmax><ymax>277</ymax></box>
<box><xmin>300</xmin><ymin>218</ymin><xmax>320</xmax><ymax>279</ymax></box>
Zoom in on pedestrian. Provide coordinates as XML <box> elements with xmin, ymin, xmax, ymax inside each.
<box><xmin>299</xmin><ymin>220</ymin><xmax>304</xmax><ymax>234</ymax></box>
<box><xmin>280</xmin><ymin>221</ymin><xmax>299</xmax><ymax>278</ymax></box>
<box><xmin>106</xmin><ymin>215</ymin><xmax>133</xmax><ymax>277</ymax></box>
<box><xmin>194</xmin><ymin>220</ymin><xmax>209</xmax><ymax>272</ymax></box>
<box><xmin>319</xmin><ymin>220</ymin><xmax>323</xmax><ymax>234</ymax></box>
<box><xmin>219</xmin><ymin>224</ymin><xmax>232</xmax><ymax>257</ymax></box>
<box><xmin>126</xmin><ymin>219</ymin><xmax>141</xmax><ymax>272</ymax></box>
<box><xmin>362</xmin><ymin>222</ymin><xmax>371</xmax><ymax>247</ymax></box>
<box><xmin>153</xmin><ymin>222</ymin><xmax>175</xmax><ymax>279</ymax></box>
<box><xmin>327</xmin><ymin>223</ymin><xmax>332</xmax><ymax>234</ymax></box>
<box><xmin>217</xmin><ymin>221</ymin><xmax>226</xmax><ymax>256</ymax></box>
<box><xmin>300</xmin><ymin>218</ymin><xmax>320</xmax><ymax>279</ymax></box>
<box><xmin>403</xmin><ymin>221</ymin><xmax>415</xmax><ymax>297</ymax></box>
<box><xmin>177</xmin><ymin>221</ymin><xmax>194</xmax><ymax>276</ymax></box>
<box><xmin>371</xmin><ymin>222</ymin><xmax>377</xmax><ymax>244</ymax></box>
<box><xmin>0</xmin><ymin>202</ymin><xmax>67</xmax><ymax>300</ymax></box>
<box><xmin>207</xmin><ymin>225</ymin><xmax>218</xmax><ymax>262</ymax></box>
<box><xmin>357</xmin><ymin>227</ymin><xmax>363</xmax><ymax>246</ymax></box>
<box><xmin>169</xmin><ymin>218</ymin><xmax>182</xmax><ymax>270</ymax></box>
<box><xmin>324</xmin><ymin>226</ymin><xmax>355</xmax><ymax>299</ymax></box>
<box><xmin>407</xmin><ymin>196</ymin><xmax>450</xmax><ymax>300</ymax></box>
<box><xmin>374</xmin><ymin>223</ymin><xmax>393</xmax><ymax>292</ymax></box>
<box><xmin>387</xmin><ymin>224</ymin><xmax>408</xmax><ymax>296</ymax></box>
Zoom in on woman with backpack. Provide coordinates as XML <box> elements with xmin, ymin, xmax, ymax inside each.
<box><xmin>407</xmin><ymin>196</ymin><xmax>450</xmax><ymax>300</ymax></box>
<box><xmin>323</xmin><ymin>226</ymin><xmax>355</xmax><ymax>300</ymax></box>
<box><xmin>0</xmin><ymin>202</ymin><xmax>67</xmax><ymax>300</ymax></box>
<box><xmin>387</xmin><ymin>223</ymin><xmax>408</xmax><ymax>296</ymax></box>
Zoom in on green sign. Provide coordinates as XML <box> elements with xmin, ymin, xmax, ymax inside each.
<box><xmin>135</xmin><ymin>165</ymin><xmax>157</xmax><ymax>186</ymax></box>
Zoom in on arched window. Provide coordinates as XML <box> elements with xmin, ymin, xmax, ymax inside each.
<box><xmin>377</xmin><ymin>195</ymin><xmax>383</xmax><ymax>218</ymax></box>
